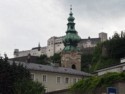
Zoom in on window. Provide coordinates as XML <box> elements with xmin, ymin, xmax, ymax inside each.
<box><xmin>71</xmin><ymin>26</ymin><xmax>73</xmax><ymax>29</ymax></box>
<box><xmin>73</xmin><ymin>78</ymin><xmax>77</xmax><ymax>83</ymax></box>
<box><xmin>31</xmin><ymin>73</ymin><xmax>35</xmax><ymax>80</ymax></box>
<box><xmin>65</xmin><ymin>77</ymin><xmax>69</xmax><ymax>84</ymax></box>
<box><xmin>57</xmin><ymin>77</ymin><xmax>61</xmax><ymax>83</ymax></box>
<box><xmin>72</xmin><ymin>64</ymin><xmax>76</xmax><ymax>69</ymax></box>
<box><xmin>43</xmin><ymin>75</ymin><xmax>47</xmax><ymax>82</ymax></box>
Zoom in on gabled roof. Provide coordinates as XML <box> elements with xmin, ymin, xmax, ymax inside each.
<box><xmin>32</xmin><ymin>46</ymin><xmax>46</xmax><ymax>50</ymax></box>
<box><xmin>8</xmin><ymin>60</ymin><xmax>91</xmax><ymax>76</ymax></box>
<box><xmin>10</xmin><ymin>56</ymin><xmax>38</xmax><ymax>63</ymax></box>
<box><xmin>95</xmin><ymin>62</ymin><xmax>125</xmax><ymax>73</ymax></box>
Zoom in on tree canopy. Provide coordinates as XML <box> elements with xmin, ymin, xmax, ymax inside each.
<box><xmin>50</xmin><ymin>53</ymin><xmax>61</xmax><ymax>65</ymax></box>
<box><xmin>70</xmin><ymin>72</ymin><xmax>125</xmax><ymax>94</ymax></box>
<box><xmin>90</xmin><ymin>31</ymin><xmax>125</xmax><ymax>71</ymax></box>
<box><xmin>0</xmin><ymin>57</ymin><xmax>45</xmax><ymax>94</ymax></box>
<box><xmin>37</xmin><ymin>53</ymin><xmax>61</xmax><ymax>66</ymax></box>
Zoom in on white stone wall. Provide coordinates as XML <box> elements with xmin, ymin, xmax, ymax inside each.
<box><xmin>14</xmin><ymin>32</ymin><xmax>107</xmax><ymax>57</ymax></box>
<box><xmin>14</xmin><ymin>50</ymin><xmax>30</xmax><ymax>57</ymax></box>
<box><xmin>30</xmin><ymin>48</ymin><xmax>46</xmax><ymax>56</ymax></box>
<box><xmin>55</xmin><ymin>37</ymin><xmax>64</xmax><ymax>53</ymax></box>
<box><xmin>99</xmin><ymin>32</ymin><xmax>107</xmax><ymax>42</ymax></box>
<box><xmin>14</xmin><ymin>47</ymin><xmax>47</xmax><ymax>57</ymax></box>
<box><xmin>98</xmin><ymin>67</ymin><xmax>122</xmax><ymax>76</ymax></box>
<box><xmin>46</xmin><ymin>37</ymin><xmax>55</xmax><ymax>57</ymax></box>
<box><xmin>55</xmin><ymin>43</ymin><xmax>64</xmax><ymax>53</ymax></box>
<box><xmin>30</xmin><ymin>70</ymin><xmax>83</xmax><ymax>92</ymax></box>
<box><xmin>121</xmin><ymin>58</ymin><xmax>125</xmax><ymax>63</ymax></box>
<box><xmin>41</xmin><ymin>47</ymin><xmax>47</xmax><ymax>55</ymax></box>
<box><xmin>122</xmin><ymin>62</ymin><xmax>125</xmax><ymax>71</ymax></box>
<box><xmin>82</xmin><ymin>40</ymin><xmax>96</xmax><ymax>48</ymax></box>
<box><xmin>46</xmin><ymin>36</ymin><xmax>64</xmax><ymax>57</ymax></box>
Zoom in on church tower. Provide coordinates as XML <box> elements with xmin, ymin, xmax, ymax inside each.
<box><xmin>61</xmin><ymin>6</ymin><xmax>81</xmax><ymax>70</ymax></box>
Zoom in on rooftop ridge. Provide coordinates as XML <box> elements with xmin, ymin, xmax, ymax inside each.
<box><xmin>8</xmin><ymin>60</ymin><xmax>91</xmax><ymax>76</ymax></box>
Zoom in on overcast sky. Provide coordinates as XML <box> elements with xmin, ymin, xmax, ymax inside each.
<box><xmin>0</xmin><ymin>0</ymin><xmax>125</xmax><ymax>57</ymax></box>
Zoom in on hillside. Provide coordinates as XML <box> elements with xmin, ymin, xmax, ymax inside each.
<box><xmin>81</xmin><ymin>31</ymin><xmax>125</xmax><ymax>72</ymax></box>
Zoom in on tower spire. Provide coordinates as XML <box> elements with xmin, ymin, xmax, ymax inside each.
<box><xmin>69</xmin><ymin>5</ymin><xmax>73</xmax><ymax>16</ymax></box>
<box><xmin>63</xmin><ymin>7</ymin><xmax>81</xmax><ymax>52</ymax></box>
<box><xmin>38</xmin><ymin>42</ymin><xmax>41</xmax><ymax>51</ymax></box>
<box><xmin>61</xmin><ymin>7</ymin><xmax>81</xmax><ymax>70</ymax></box>
<box><xmin>70</xmin><ymin>5</ymin><xmax>72</xmax><ymax>12</ymax></box>
<box><xmin>38</xmin><ymin>42</ymin><xmax>41</xmax><ymax>47</ymax></box>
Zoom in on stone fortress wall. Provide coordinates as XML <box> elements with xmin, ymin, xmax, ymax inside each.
<box><xmin>14</xmin><ymin>32</ymin><xmax>107</xmax><ymax>57</ymax></box>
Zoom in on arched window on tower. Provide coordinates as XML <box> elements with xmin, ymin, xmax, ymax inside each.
<box><xmin>71</xmin><ymin>26</ymin><xmax>73</xmax><ymax>29</ymax></box>
<box><xmin>72</xmin><ymin>64</ymin><xmax>76</xmax><ymax>69</ymax></box>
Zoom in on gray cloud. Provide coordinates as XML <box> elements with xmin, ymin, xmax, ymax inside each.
<box><xmin>60</xmin><ymin>0</ymin><xmax>125</xmax><ymax>36</ymax></box>
<box><xmin>0</xmin><ymin>0</ymin><xmax>125</xmax><ymax>57</ymax></box>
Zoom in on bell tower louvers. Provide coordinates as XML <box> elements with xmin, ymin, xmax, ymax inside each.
<box><xmin>61</xmin><ymin>7</ymin><xmax>81</xmax><ymax>70</ymax></box>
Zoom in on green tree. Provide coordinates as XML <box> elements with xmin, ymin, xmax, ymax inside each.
<box><xmin>50</xmin><ymin>53</ymin><xmax>61</xmax><ymax>65</ymax></box>
<box><xmin>91</xmin><ymin>31</ymin><xmax>125</xmax><ymax>71</ymax></box>
<box><xmin>0</xmin><ymin>57</ymin><xmax>45</xmax><ymax>94</ymax></box>
<box><xmin>13</xmin><ymin>80</ymin><xmax>45</xmax><ymax>94</ymax></box>
<box><xmin>36</xmin><ymin>53</ymin><xmax>61</xmax><ymax>65</ymax></box>
<box><xmin>81</xmin><ymin>54</ymin><xmax>93</xmax><ymax>72</ymax></box>
<box><xmin>112</xmin><ymin>32</ymin><xmax>120</xmax><ymax>39</ymax></box>
<box><xmin>37</xmin><ymin>54</ymin><xmax>50</xmax><ymax>65</ymax></box>
<box><xmin>70</xmin><ymin>72</ymin><xmax>125</xmax><ymax>94</ymax></box>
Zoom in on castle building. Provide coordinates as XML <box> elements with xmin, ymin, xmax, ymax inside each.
<box><xmin>14</xmin><ymin>44</ymin><xmax>47</xmax><ymax>57</ymax></box>
<box><xmin>46</xmin><ymin>36</ymin><xmax>64</xmax><ymax>57</ymax></box>
<box><xmin>13</xmin><ymin>8</ymin><xmax>107</xmax><ymax>58</ymax></box>
<box><xmin>14</xmin><ymin>32</ymin><xmax>107</xmax><ymax>58</ymax></box>
<box><xmin>99</xmin><ymin>32</ymin><xmax>107</xmax><ymax>42</ymax></box>
<box><xmin>77</xmin><ymin>32</ymin><xmax>107</xmax><ymax>55</ymax></box>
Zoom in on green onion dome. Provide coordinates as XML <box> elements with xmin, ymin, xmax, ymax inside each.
<box><xmin>63</xmin><ymin>33</ymin><xmax>81</xmax><ymax>46</ymax></box>
<box><xmin>63</xmin><ymin>8</ymin><xmax>81</xmax><ymax>52</ymax></box>
<box><xmin>68</xmin><ymin>12</ymin><xmax>75</xmax><ymax>22</ymax></box>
